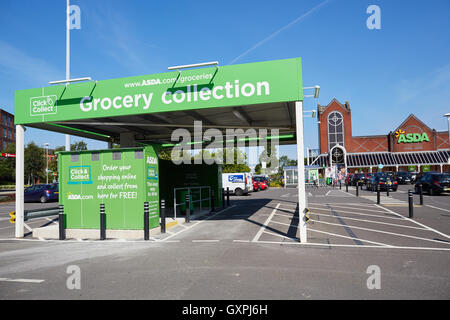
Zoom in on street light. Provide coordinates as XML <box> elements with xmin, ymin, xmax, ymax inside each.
<box><xmin>303</xmin><ymin>85</ymin><xmax>320</xmax><ymax>98</ymax></box>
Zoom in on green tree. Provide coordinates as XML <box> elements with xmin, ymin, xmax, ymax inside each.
<box><xmin>0</xmin><ymin>143</ymin><xmax>16</xmax><ymax>183</ymax></box>
<box><xmin>71</xmin><ymin>141</ymin><xmax>88</xmax><ymax>151</ymax></box>
<box><xmin>24</xmin><ymin>142</ymin><xmax>45</xmax><ymax>185</ymax></box>
<box><xmin>216</xmin><ymin>148</ymin><xmax>251</xmax><ymax>173</ymax></box>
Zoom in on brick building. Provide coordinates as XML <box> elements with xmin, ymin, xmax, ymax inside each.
<box><xmin>0</xmin><ymin>109</ymin><xmax>15</xmax><ymax>151</ymax></box>
<box><xmin>312</xmin><ymin>99</ymin><xmax>450</xmax><ymax>173</ymax></box>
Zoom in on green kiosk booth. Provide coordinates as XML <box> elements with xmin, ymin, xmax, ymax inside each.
<box><xmin>57</xmin><ymin>146</ymin><xmax>222</xmax><ymax>235</ymax></box>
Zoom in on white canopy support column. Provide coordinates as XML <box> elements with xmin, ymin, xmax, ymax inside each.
<box><xmin>15</xmin><ymin>125</ymin><xmax>25</xmax><ymax>238</ymax></box>
<box><xmin>296</xmin><ymin>101</ymin><xmax>307</xmax><ymax>243</ymax></box>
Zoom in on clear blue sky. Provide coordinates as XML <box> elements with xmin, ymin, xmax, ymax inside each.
<box><xmin>1</xmin><ymin>0</ymin><xmax>449</xmax><ymax>160</ymax></box>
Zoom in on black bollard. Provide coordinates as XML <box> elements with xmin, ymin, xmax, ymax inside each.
<box><xmin>185</xmin><ymin>194</ymin><xmax>191</xmax><ymax>223</ymax></box>
<box><xmin>419</xmin><ymin>184</ymin><xmax>423</xmax><ymax>205</ymax></box>
<box><xmin>100</xmin><ymin>203</ymin><xmax>106</xmax><ymax>240</ymax></box>
<box><xmin>222</xmin><ymin>188</ymin><xmax>225</xmax><ymax>209</ymax></box>
<box><xmin>377</xmin><ymin>184</ymin><xmax>381</xmax><ymax>205</ymax></box>
<box><xmin>210</xmin><ymin>190</ymin><xmax>215</xmax><ymax>213</ymax></box>
<box><xmin>356</xmin><ymin>182</ymin><xmax>359</xmax><ymax>197</ymax></box>
<box><xmin>160</xmin><ymin>199</ymin><xmax>166</xmax><ymax>234</ymax></box>
<box><xmin>346</xmin><ymin>182</ymin><xmax>348</xmax><ymax>192</ymax></box>
<box><xmin>386</xmin><ymin>186</ymin><xmax>389</xmax><ymax>197</ymax></box>
<box><xmin>58</xmin><ymin>205</ymin><xmax>65</xmax><ymax>240</ymax></box>
<box><xmin>144</xmin><ymin>201</ymin><xmax>149</xmax><ymax>240</ymax></box>
<box><xmin>408</xmin><ymin>190</ymin><xmax>414</xmax><ymax>218</ymax></box>
<box><xmin>227</xmin><ymin>187</ymin><xmax>230</xmax><ymax>206</ymax></box>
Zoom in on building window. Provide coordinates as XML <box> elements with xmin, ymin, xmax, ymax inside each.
<box><xmin>327</xmin><ymin>111</ymin><xmax>344</xmax><ymax>150</ymax></box>
<box><xmin>3</xmin><ymin>128</ymin><xmax>6</xmax><ymax>138</ymax></box>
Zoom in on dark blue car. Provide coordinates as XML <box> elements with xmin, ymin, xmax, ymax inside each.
<box><xmin>24</xmin><ymin>184</ymin><xmax>59</xmax><ymax>203</ymax></box>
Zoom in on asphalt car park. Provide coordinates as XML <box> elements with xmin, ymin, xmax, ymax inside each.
<box><xmin>0</xmin><ymin>186</ymin><xmax>449</xmax><ymax>299</ymax></box>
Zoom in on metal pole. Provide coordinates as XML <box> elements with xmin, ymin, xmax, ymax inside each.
<box><xmin>144</xmin><ymin>201</ymin><xmax>149</xmax><ymax>240</ymax></box>
<box><xmin>386</xmin><ymin>185</ymin><xmax>389</xmax><ymax>197</ymax></box>
<box><xmin>15</xmin><ymin>125</ymin><xmax>25</xmax><ymax>238</ymax></box>
<box><xmin>356</xmin><ymin>182</ymin><xmax>359</xmax><ymax>197</ymax></box>
<box><xmin>100</xmin><ymin>203</ymin><xmax>106</xmax><ymax>240</ymax></box>
<box><xmin>295</xmin><ymin>101</ymin><xmax>307</xmax><ymax>243</ymax></box>
<box><xmin>419</xmin><ymin>184</ymin><xmax>423</xmax><ymax>205</ymax></box>
<box><xmin>185</xmin><ymin>194</ymin><xmax>190</xmax><ymax>223</ymax></box>
<box><xmin>227</xmin><ymin>187</ymin><xmax>230</xmax><ymax>206</ymax></box>
<box><xmin>377</xmin><ymin>184</ymin><xmax>380</xmax><ymax>204</ymax></box>
<box><xmin>222</xmin><ymin>188</ymin><xmax>225</xmax><ymax>209</ymax></box>
<box><xmin>345</xmin><ymin>181</ymin><xmax>348</xmax><ymax>192</ymax></box>
<box><xmin>210</xmin><ymin>189</ymin><xmax>215</xmax><ymax>213</ymax></box>
<box><xmin>160</xmin><ymin>199</ymin><xmax>166</xmax><ymax>234</ymax></box>
<box><xmin>65</xmin><ymin>0</ymin><xmax>71</xmax><ymax>151</ymax></box>
<box><xmin>408</xmin><ymin>190</ymin><xmax>414</xmax><ymax>218</ymax></box>
<box><xmin>46</xmin><ymin>145</ymin><xmax>49</xmax><ymax>184</ymax></box>
<box><xmin>58</xmin><ymin>205</ymin><xmax>65</xmax><ymax>240</ymax></box>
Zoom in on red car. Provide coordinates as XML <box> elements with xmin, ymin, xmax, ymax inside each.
<box><xmin>252</xmin><ymin>178</ymin><xmax>261</xmax><ymax>191</ymax></box>
<box><xmin>253</xmin><ymin>177</ymin><xmax>268</xmax><ymax>190</ymax></box>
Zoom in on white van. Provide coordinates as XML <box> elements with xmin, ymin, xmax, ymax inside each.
<box><xmin>222</xmin><ymin>173</ymin><xmax>253</xmax><ymax>196</ymax></box>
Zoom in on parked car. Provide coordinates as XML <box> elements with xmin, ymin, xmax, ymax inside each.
<box><xmin>351</xmin><ymin>173</ymin><xmax>366</xmax><ymax>186</ymax></box>
<box><xmin>252</xmin><ymin>177</ymin><xmax>261</xmax><ymax>191</ymax></box>
<box><xmin>395</xmin><ymin>171</ymin><xmax>412</xmax><ymax>185</ymax></box>
<box><xmin>410</xmin><ymin>171</ymin><xmax>420</xmax><ymax>184</ymax></box>
<box><xmin>366</xmin><ymin>173</ymin><xmax>398</xmax><ymax>191</ymax></box>
<box><xmin>253</xmin><ymin>175</ymin><xmax>270</xmax><ymax>188</ymax></box>
<box><xmin>253</xmin><ymin>176</ymin><xmax>268</xmax><ymax>190</ymax></box>
<box><xmin>364</xmin><ymin>173</ymin><xmax>373</xmax><ymax>184</ymax></box>
<box><xmin>24</xmin><ymin>183</ymin><xmax>59</xmax><ymax>203</ymax></box>
<box><xmin>414</xmin><ymin>172</ymin><xmax>450</xmax><ymax>196</ymax></box>
<box><xmin>222</xmin><ymin>173</ymin><xmax>252</xmax><ymax>196</ymax></box>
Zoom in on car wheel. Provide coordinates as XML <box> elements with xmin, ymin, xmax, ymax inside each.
<box><xmin>235</xmin><ymin>188</ymin><xmax>244</xmax><ymax>196</ymax></box>
<box><xmin>40</xmin><ymin>196</ymin><xmax>47</xmax><ymax>203</ymax></box>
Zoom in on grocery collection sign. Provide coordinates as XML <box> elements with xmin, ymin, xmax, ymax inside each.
<box><xmin>14</xmin><ymin>58</ymin><xmax>303</xmax><ymax>125</ymax></box>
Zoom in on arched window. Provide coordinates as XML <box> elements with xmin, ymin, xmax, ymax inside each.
<box><xmin>328</xmin><ymin>111</ymin><xmax>344</xmax><ymax>150</ymax></box>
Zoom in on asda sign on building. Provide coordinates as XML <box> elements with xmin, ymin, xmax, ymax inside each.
<box><xmin>395</xmin><ymin>129</ymin><xmax>430</xmax><ymax>144</ymax></box>
<box><xmin>15</xmin><ymin>58</ymin><xmax>303</xmax><ymax>125</ymax></box>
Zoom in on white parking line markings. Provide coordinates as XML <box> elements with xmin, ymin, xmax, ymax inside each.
<box><xmin>307</xmin><ymin>228</ymin><xmax>393</xmax><ymax>247</ymax></box>
<box><xmin>426</xmin><ymin>204</ymin><xmax>450</xmax><ymax>213</ymax></box>
<box><xmin>309</xmin><ymin>207</ymin><xmax>405</xmax><ymax>221</ymax></box>
<box><xmin>252</xmin><ymin>203</ymin><xmax>281</xmax><ymax>242</ymax></box>
<box><xmin>308</xmin><ymin>212</ymin><xmax>429</xmax><ymax>230</ymax></box>
<box><xmin>310</xmin><ymin>219</ymin><xmax>450</xmax><ymax>245</ymax></box>
<box><xmin>0</xmin><ymin>278</ymin><xmax>45</xmax><ymax>283</ymax></box>
<box><xmin>375</xmin><ymin>204</ymin><xmax>450</xmax><ymax>240</ymax></box>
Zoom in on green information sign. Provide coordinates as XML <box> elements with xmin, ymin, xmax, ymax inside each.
<box><xmin>15</xmin><ymin>58</ymin><xmax>303</xmax><ymax>125</ymax></box>
<box><xmin>58</xmin><ymin>146</ymin><xmax>159</xmax><ymax>230</ymax></box>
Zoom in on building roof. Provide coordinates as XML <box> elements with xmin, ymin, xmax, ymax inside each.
<box><xmin>311</xmin><ymin>150</ymin><xmax>450</xmax><ymax>168</ymax></box>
